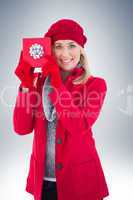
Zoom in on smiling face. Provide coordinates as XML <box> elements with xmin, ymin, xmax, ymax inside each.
<box><xmin>52</xmin><ymin>40</ymin><xmax>81</xmax><ymax>71</ymax></box>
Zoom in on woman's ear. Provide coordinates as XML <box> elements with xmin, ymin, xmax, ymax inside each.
<box><xmin>79</xmin><ymin>54</ymin><xmax>85</xmax><ymax>66</ymax></box>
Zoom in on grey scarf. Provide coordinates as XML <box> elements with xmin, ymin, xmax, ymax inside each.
<box><xmin>43</xmin><ymin>75</ymin><xmax>56</xmax><ymax>122</ymax></box>
<box><xmin>42</xmin><ymin>75</ymin><xmax>57</xmax><ymax>178</ymax></box>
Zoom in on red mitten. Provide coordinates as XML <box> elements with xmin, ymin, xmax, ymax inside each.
<box><xmin>15</xmin><ymin>51</ymin><xmax>34</xmax><ymax>89</ymax></box>
<box><xmin>42</xmin><ymin>55</ymin><xmax>62</xmax><ymax>88</ymax></box>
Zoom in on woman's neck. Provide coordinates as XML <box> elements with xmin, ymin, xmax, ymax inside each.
<box><xmin>60</xmin><ymin>70</ymin><xmax>71</xmax><ymax>81</ymax></box>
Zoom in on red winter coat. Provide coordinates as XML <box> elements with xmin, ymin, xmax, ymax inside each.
<box><xmin>13</xmin><ymin>66</ymin><xmax>109</xmax><ymax>200</ymax></box>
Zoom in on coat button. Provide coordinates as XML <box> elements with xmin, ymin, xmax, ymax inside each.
<box><xmin>57</xmin><ymin>137</ymin><xmax>62</xmax><ymax>144</ymax></box>
<box><xmin>56</xmin><ymin>163</ymin><xmax>63</xmax><ymax>170</ymax></box>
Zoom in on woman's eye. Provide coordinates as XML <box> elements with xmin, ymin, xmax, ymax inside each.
<box><xmin>55</xmin><ymin>46</ymin><xmax>62</xmax><ymax>49</ymax></box>
<box><xmin>69</xmin><ymin>44</ymin><xmax>76</xmax><ymax>48</ymax></box>
<box><xmin>54</xmin><ymin>44</ymin><xmax>76</xmax><ymax>49</ymax></box>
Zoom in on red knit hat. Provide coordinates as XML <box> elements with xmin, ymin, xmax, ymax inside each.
<box><xmin>44</xmin><ymin>19</ymin><xmax>87</xmax><ymax>47</ymax></box>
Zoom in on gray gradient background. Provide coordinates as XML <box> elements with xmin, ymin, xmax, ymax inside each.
<box><xmin>0</xmin><ymin>0</ymin><xmax>133</xmax><ymax>199</ymax></box>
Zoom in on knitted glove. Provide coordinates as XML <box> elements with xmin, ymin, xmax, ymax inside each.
<box><xmin>15</xmin><ymin>51</ymin><xmax>35</xmax><ymax>89</ymax></box>
<box><xmin>42</xmin><ymin>55</ymin><xmax>62</xmax><ymax>89</ymax></box>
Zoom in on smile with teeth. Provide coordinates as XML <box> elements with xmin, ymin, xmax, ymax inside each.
<box><xmin>61</xmin><ymin>59</ymin><xmax>73</xmax><ymax>64</ymax></box>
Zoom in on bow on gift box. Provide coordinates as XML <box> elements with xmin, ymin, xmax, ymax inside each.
<box><xmin>15</xmin><ymin>37</ymin><xmax>56</xmax><ymax>89</ymax></box>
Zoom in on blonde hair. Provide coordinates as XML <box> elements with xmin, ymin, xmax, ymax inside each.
<box><xmin>72</xmin><ymin>54</ymin><xmax>92</xmax><ymax>85</ymax></box>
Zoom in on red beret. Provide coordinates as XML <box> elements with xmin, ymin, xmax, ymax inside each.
<box><xmin>44</xmin><ymin>19</ymin><xmax>87</xmax><ymax>47</ymax></box>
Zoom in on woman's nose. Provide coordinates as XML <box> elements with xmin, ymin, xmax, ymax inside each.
<box><xmin>61</xmin><ymin>47</ymin><xmax>70</xmax><ymax>57</ymax></box>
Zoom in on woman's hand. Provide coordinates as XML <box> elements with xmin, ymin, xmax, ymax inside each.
<box><xmin>15</xmin><ymin>51</ymin><xmax>36</xmax><ymax>89</ymax></box>
<box><xmin>42</xmin><ymin>55</ymin><xmax>62</xmax><ymax>89</ymax></box>
<box><xmin>73</xmin><ymin>47</ymin><xmax>91</xmax><ymax>85</ymax></box>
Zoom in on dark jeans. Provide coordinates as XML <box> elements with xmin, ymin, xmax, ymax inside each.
<box><xmin>41</xmin><ymin>180</ymin><xmax>58</xmax><ymax>200</ymax></box>
<box><xmin>41</xmin><ymin>180</ymin><xmax>104</xmax><ymax>200</ymax></box>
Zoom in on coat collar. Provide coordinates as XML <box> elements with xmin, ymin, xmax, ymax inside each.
<box><xmin>40</xmin><ymin>65</ymin><xmax>86</xmax><ymax>91</ymax></box>
<box><xmin>60</xmin><ymin>65</ymin><xmax>85</xmax><ymax>81</ymax></box>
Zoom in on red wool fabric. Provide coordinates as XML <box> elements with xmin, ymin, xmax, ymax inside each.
<box><xmin>44</xmin><ymin>19</ymin><xmax>87</xmax><ymax>47</ymax></box>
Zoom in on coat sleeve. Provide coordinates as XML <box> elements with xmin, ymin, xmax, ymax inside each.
<box><xmin>13</xmin><ymin>85</ymin><xmax>38</xmax><ymax>135</ymax></box>
<box><xmin>48</xmin><ymin>77</ymin><xmax>107</xmax><ymax>135</ymax></box>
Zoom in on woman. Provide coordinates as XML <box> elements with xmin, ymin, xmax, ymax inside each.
<box><xmin>13</xmin><ymin>19</ymin><xmax>109</xmax><ymax>200</ymax></box>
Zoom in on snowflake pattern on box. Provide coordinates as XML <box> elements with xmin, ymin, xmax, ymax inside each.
<box><xmin>29</xmin><ymin>43</ymin><xmax>44</xmax><ymax>59</ymax></box>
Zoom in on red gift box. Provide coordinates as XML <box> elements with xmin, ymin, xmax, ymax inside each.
<box><xmin>23</xmin><ymin>37</ymin><xmax>51</xmax><ymax>67</ymax></box>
